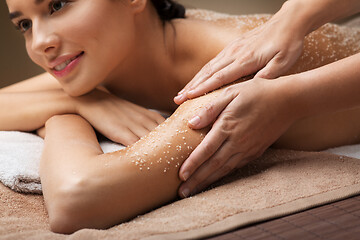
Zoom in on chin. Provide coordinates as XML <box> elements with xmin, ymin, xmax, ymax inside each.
<box><xmin>63</xmin><ymin>85</ymin><xmax>91</xmax><ymax>97</ymax></box>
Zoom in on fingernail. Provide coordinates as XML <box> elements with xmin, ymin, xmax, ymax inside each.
<box><xmin>182</xmin><ymin>171</ymin><xmax>190</xmax><ymax>181</ymax></box>
<box><xmin>181</xmin><ymin>188</ymin><xmax>190</xmax><ymax>198</ymax></box>
<box><xmin>174</xmin><ymin>95</ymin><xmax>182</xmax><ymax>102</ymax></box>
<box><xmin>189</xmin><ymin>116</ymin><xmax>200</xmax><ymax>126</ymax></box>
<box><xmin>178</xmin><ymin>90</ymin><xmax>185</xmax><ymax>95</ymax></box>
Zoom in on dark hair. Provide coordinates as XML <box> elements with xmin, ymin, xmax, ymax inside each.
<box><xmin>150</xmin><ymin>0</ymin><xmax>185</xmax><ymax>21</ymax></box>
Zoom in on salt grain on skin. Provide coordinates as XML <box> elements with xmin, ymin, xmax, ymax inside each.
<box><xmin>130</xmin><ymin>20</ymin><xmax>360</xmax><ymax>173</ymax></box>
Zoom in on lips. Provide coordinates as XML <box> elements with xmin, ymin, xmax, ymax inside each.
<box><xmin>54</xmin><ymin>54</ymin><xmax>81</xmax><ymax>71</ymax></box>
<box><xmin>51</xmin><ymin>52</ymin><xmax>84</xmax><ymax>78</ymax></box>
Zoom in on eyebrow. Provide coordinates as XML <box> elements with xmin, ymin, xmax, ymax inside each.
<box><xmin>9</xmin><ymin>11</ymin><xmax>23</xmax><ymax>20</ymax></box>
<box><xmin>9</xmin><ymin>0</ymin><xmax>45</xmax><ymax>20</ymax></box>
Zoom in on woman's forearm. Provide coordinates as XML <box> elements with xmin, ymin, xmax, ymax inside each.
<box><xmin>0</xmin><ymin>89</ymin><xmax>76</xmax><ymax>131</ymax></box>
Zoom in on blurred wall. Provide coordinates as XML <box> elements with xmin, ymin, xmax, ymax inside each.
<box><xmin>0</xmin><ymin>0</ymin><xmax>285</xmax><ymax>88</ymax></box>
<box><xmin>0</xmin><ymin>1</ymin><xmax>44</xmax><ymax>88</ymax></box>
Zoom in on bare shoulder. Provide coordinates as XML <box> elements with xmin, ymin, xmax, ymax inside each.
<box><xmin>288</xmin><ymin>23</ymin><xmax>360</xmax><ymax>75</ymax></box>
<box><xmin>185</xmin><ymin>9</ymin><xmax>271</xmax><ymax>32</ymax></box>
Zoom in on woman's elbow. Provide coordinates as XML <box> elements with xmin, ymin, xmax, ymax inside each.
<box><xmin>45</xmin><ymin>175</ymin><xmax>93</xmax><ymax>234</ymax></box>
<box><xmin>49</xmin><ymin>210</ymin><xmax>79</xmax><ymax>234</ymax></box>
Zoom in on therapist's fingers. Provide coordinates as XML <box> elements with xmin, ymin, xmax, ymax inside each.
<box><xmin>255</xmin><ymin>43</ymin><xmax>303</xmax><ymax>79</ymax></box>
<box><xmin>179</xmin><ymin>122</ymin><xmax>228</xmax><ymax>182</ymax></box>
<box><xmin>186</xmin><ymin>57</ymin><xmax>260</xmax><ymax>100</ymax></box>
<box><xmin>193</xmin><ymin>53</ymin><xmax>230</xmax><ymax>86</ymax></box>
<box><xmin>255</xmin><ymin>53</ymin><xmax>290</xmax><ymax>79</ymax></box>
<box><xmin>188</xmin><ymin>87</ymin><xmax>237</xmax><ymax>130</ymax></box>
<box><xmin>179</xmin><ymin>88</ymin><xmax>237</xmax><ymax>181</ymax></box>
<box><xmin>179</xmin><ymin>141</ymin><xmax>239</xmax><ymax>198</ymax></box>
<box><xmin>179</xmin><ymin>51</ymin><xmax>228</xmax><ymax>94</ymax></box>
<box><xmin>174</xmin><ymin>56</ymin><xmax>232</xmax><ymax>104</ymax></box>
<box><xmin>200</xmin><ymin>154</ymin><xmax>253</xmax><ymax>193</ymax></box>
<box><xmin>188</xmin><ymin>153</ymin><xmax>251</xmax><ymax>196</ymax></box>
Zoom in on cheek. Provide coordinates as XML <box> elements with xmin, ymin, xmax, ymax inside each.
<box><xmin>59</xmin><ymin>3</ymin><xmax>130</xmax><ymax>45</ymax></box>
<box><xmin>62</xmin><ymin>6</ymin><xmax>136</xmax><ymax>73</ymax></box>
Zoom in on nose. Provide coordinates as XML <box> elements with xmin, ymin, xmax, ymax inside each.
<box><xmin>31</xmin><ymin>19</ymin><xmax>60</xmax><ymax>55</ymax></box>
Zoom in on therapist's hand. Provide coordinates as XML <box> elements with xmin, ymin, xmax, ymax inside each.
<box><xmin>174</xmin><ymin>9</ymin><xmax>305</xmax><ymax>105</ymax></box>
<box><xmin>178</xmin><ymin>77</ymin><xmax>297</xmax><ymax>198</ymax></box>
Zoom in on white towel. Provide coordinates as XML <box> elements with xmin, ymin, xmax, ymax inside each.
<box><xmin>1</xmin><ymin>131</ymin><xmax>360</xmax><ymax>194</ymax></box>
<box><xmin>324</xmin><ymin>144</ymin><xmax>360</xmax><ymax>159</ymax></box>
<box><xmin>0</xmin><ymin>131</ymin><xmax>124</xmax><ymax>194</ymax></box>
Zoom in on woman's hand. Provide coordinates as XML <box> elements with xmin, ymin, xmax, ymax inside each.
<box><xmin>174</xmin><ymin>4</ymin><xmax>305</xmax><ymax>105</ymax></box>
<box><xmin>74</xmin><ymin>88</ymin><xmax>165</xmax><ymax>146</ymax></box>
<box><xmin>178</xmin><ymin>78</ymin><xmax>298</xmax><ymax>198</ymax></box>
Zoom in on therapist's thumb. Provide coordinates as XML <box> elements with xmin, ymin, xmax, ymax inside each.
<box><xmin>188</xmin><ymin>94</ymin><xmax>233</xmax><ymax>129</ymax></box>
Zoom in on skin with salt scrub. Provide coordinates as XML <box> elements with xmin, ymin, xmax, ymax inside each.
<box><xmin>1</xmin><ymin>0</ymin><xmax>360</xmax><ymax>234</ymax></box>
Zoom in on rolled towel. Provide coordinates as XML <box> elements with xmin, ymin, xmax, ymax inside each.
<box><xmin>0</xmin><ymin>131</ymin><xmax>43</xmax><ymax>194</ymax></box>
<box><xmin>0</xmin><ymin>131</ymin><xmax>124</xmax><ymax>194</ymax></box>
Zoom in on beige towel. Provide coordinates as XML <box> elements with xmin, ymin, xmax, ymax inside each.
<box><xmin>1</xmin><ymin>149</ymin><xmax>359</xmax><ymax>240</ymax></box>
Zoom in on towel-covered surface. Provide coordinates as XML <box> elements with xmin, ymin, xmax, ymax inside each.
<box><xmin>0</xmin><ymin>131</ymin><xmax>125</xmax><ymax>194</ymax></box>
<box><xmin>1</xmin><ymin>148</ymin><xmax>360</xmax><ymax>240</ymax></box>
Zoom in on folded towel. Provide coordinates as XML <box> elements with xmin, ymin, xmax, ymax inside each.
<box><xmin>0</xmin><ymin>131</ymin><xmax>359</xmax><ymax>194</ymax></box>
<box><xmin>0</xmin><ymin>132</ymin><xmax>43</xmax><ymax>194</ymax></box>
<box><xmin>0</xmin><ymin>131</ymin><xmax>124</xmax><ymax>194</ymax></box>
<box><xmin>324</xmin><ymin>144</ymin><xmax>360</xmax><ymax>159</ymax></box>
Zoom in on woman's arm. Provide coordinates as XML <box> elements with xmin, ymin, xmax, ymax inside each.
<box><xmin>40</xmin><ymin>91</ymin><xmax>213</xmax><ymax>233</ymax></box>
<box><xmin>0</xmin><ymin>90</ymin><xmax>76</xmax><ymax>131</ymax></box>
<box><xmin>0</xmin><ymin>73</ymin><xmax>164</xmax><ymax>144</ymax></box>
<box><xmin>0</xmin><ymin>73</ymin><xmax>77</xmax><ymax>131</ymax></box>
<box><xmin>0</xmin><ymin>72</ymin><xmax>61</xmax><ymax>93</ymax></box>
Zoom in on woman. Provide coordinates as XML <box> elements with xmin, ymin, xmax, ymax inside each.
<box><xmin>2</xmin><ymin>0</ymin><xmax>360</xmax><ymax>234</ymax></box>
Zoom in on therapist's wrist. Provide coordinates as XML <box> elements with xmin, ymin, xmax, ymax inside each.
<box><xmin>276</xmin><ymin>0</ymin><xmax>318</xmax><ymax>37</ymax></box>
<box><xmin>283</xmin><ymin>0</ymin><xmax>360</xmax><ymax>35</ymax></box>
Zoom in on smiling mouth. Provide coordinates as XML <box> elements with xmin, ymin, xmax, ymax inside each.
<box><xmin>53</xmin><ymin>52</ymin><xmax>84</xmax><ymax>71</ymax></box>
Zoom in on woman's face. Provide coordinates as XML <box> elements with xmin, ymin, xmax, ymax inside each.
<box><xmin>6</xmin><ymin>0</ymin><xmax>138</xmax><ymax>96</ymax></box>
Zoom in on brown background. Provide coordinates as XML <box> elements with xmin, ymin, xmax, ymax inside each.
<box><xmin>0</xmin><ymin>0</ymin><xmax>286</xmax><ymax>88</ymax></box>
